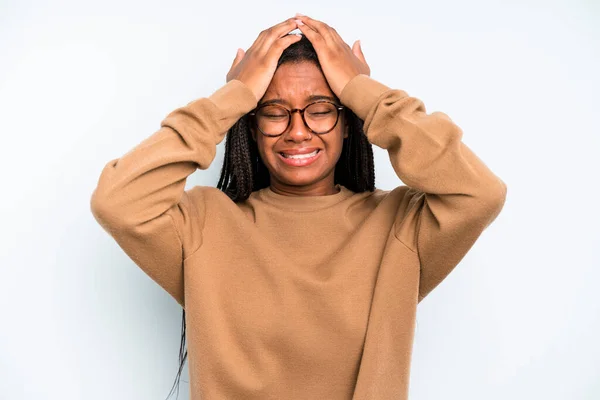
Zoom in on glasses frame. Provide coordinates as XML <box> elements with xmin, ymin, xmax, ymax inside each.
<box><xmin>249</xmin><ymin>100</ymin><xmax>345</xmax><ymax>137</ymax></box>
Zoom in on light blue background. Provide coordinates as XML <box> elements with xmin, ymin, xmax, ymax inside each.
<box><xmin>1</xmin><ymin>0</ymin><xmax>598</xmax><ymax>399</ymax></box>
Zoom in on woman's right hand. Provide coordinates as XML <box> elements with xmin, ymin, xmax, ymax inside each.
<box><xmin>226</xmin><ymin>18</ymin><xmax>302</xmax><ymax>102</ymax></box>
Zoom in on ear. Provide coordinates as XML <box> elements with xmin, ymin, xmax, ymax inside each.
<box><xmin>249</xmin><ymin>121</ymin><xmax>257</xmax><ymax>141</ymax></box>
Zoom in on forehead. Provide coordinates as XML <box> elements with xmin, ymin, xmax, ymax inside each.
<box><xmin>261</xmin><ymin>61</ymin><xmax>334</xmax><ymax>105</ymax></box>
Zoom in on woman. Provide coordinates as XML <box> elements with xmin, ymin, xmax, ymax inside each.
<box><xmin>91</xmin><ymin>15</ymin><xmax>507</xmax><ymax>400</ymax></box>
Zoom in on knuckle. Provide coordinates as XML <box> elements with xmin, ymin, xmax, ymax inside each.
<box><xmin>257</xmin><ymin>59</ymin><xmax>268</xmax><ymax>69</ymax></box>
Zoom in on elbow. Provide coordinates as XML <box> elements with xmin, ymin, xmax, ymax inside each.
<box><xmin>479</xmin><ymin>179</ymin><xmax>507</xmax><ymax>229</ymax></box>
<box><xmin>90</xmin><ymin>188</ymin><xmax>105</xmax><ymax>220</ymax></box>
<box><xmin>472</xmin><ymin>169</ymin><xmax>507</xmax><ymax>211</ymax></box>
<box><xmin>90</xmin><ymin>188</ymin><xmax>112</xmax><ymax>227</ymax></box>
<box><xmin>90</xmin><ymin>159</ymin><xmax>125</xmax><ymax>226</ymax></box>
<box><xmin>488</xmin><ymin>178</ymin><xmax>508</xmax><ymax>211</ymax></box>
<box><xmin>90</xmin><ymin>187</ymin><xmax>126</xmax><ymax>229</ymax></box>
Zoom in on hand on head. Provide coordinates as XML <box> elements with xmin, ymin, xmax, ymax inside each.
<box><xmin>293</xmin><ymin>14</ymin><xmax>370</xmax><ymax>97</ymax></box>
<box><xmin>226</xmin><ymin>15</ymin><xmax>370</xmax><ymax>102</ymax></box>
<box><xmin>226</xmin><ymin>18</ymin><xmax>302</xmax><ymax>102</ymax></box>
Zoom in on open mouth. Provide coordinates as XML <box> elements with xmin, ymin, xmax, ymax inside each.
<box><xmin>278</xmin><ymin>149</ymin><xmax>322</xmax><ymax>166</ymax></box>
<box><xmin>279</xmin><ymin>149</ymin><xmax>320</xmax><ymax>159</ymax></box>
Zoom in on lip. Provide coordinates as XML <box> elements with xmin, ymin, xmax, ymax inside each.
<box><xmin>277</xmin><ymin>148</ymin><xmax>322</xmax><ymax>167</ymax></box>
<box><xmin>278</xmin><ymin>147</ymin><xmax>321</xmax><ymax>155</ymax></box>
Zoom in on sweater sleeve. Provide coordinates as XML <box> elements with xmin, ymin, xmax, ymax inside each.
<box><xmin>90</xmin><ymin>80</ymin><xmax>258</xmax><ymax>307</ymax></box>
<box><xmin>340</xmin><ymin>74</ymin><xmax>507</xmax><ymax>303</ymax></box>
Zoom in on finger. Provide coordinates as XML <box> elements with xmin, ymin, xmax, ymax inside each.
<box><xmin>268</xmin><ymin>33</ymin><xmax>302</xmax><ymax>58</ymax></box>
<box><xmin>269</xmin><ymin>17</ymin><xmax>299</xmax><ymax>38</ymax></box>
<box><xmin>256</xmin><ymin>18</ymin><xmax>299</xmax><ymax>50</ymax></box>
<box><xmin>296</xmin><ymin>15</ymin><xmax>350</xmax><ymax>50</ymax></box>
<box><xmin>230</xmin><ymin>48</ymin><xmax>245</xmax><ymax>69</ymax></box>
<box><xmin>253</xmin><ymin>18</ymin><xmax>294</xmax><ymax>47</ymax></box>
<box><xmin>297</xmin><ymin>18</ymin><xmax>349</xmax><ymax>54</ymax></box>
<box><xmin>226</xmin><ymin>48</ymin><xmax>245</xmax><ymax>82</ymax></box>
<box><xmin>302</xmin><ymin>16</ymin><xmax>345</xmax><ymax>45</ymax></box>
<box><xmin>294</xmin><ymin>15</ymin><xmax>334</xmax><ymax>41</ymax></box>
<box><xmin>352</xmin><ymin>40</ymin><xmax>366</xmax><ymax>63</ymax></box>
<box><xmin>352</xmin><ymin>40</ymin><xmax>371</xmax><ymax>75</ymax></box>
<box><xmin>295</xmin><ymin>22</ymin><xmax>323</xmax><ymax>47</ymax></box>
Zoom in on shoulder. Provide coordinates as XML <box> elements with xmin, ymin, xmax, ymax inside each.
<box><xmin>353</xmin><ymin>185</ymin><xmax>414</xmax><ymax>208</ymax></box>
<box><xmin>187</xmin><ymin>185</ymin><xmax>229</xmax><ymax>199</ymax></box>
<box><xmin>344</xmin><ymin>185</ymin><xmax>414</xmax><ymax>221</ymax></box>
<box><xmin>184</xmin><ymin>185</ymin><xmax>239</xmax><ymax>212</ymax></box>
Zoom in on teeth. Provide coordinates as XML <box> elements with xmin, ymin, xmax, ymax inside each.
<box><xmin>281</xmin><ymin>150</ymin><xmax>319</xmax><ymax>159</ymax></box>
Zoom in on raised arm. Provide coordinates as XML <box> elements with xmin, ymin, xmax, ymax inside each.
<box><xmin>90</xmin><ymin>81</ymin><xmax>257</xmax><ymax>306</ymax></box>
<box><xmin>284</xmin><ymin>14</ymin><xmax>507</xmax><ymax>302</ymax></box>
<box><xmin>340</xmin><ymin>74</ymin><xmax>507</xmax><ymax>302</ymax></box>
<box><xmin>90</xmin><ymin>18</ymin><xmax>303</xmax><ymax>306</ymax></box>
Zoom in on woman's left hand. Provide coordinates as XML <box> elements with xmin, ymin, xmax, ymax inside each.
<box><xmin>294</xmin><ymin>14</ymin><xmax>370</xmax><ymax>98</ymax></box>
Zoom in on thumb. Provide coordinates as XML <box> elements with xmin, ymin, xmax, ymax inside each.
<box><xmin>352</xmin><ymin>40</ymin><xmax>370</xmax><ymax>76</ymax></box>
<box><xmin>352</xmin><ymin>40</ymin><xmax>366</xmax><ymax>63</ymax></box>
<box><xmin>226</xmin><ymin>48</ymin><xmax>246</xmax><ymax>83</ymax></box>
<box><xmin>231</xmin><ymin>48</ymin><xmax>245</xmax><ymax>68</ymax></box>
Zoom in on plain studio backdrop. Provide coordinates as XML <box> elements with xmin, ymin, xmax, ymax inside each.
<box><xmin>0</xmin><ymin>0</ymin><xmax>598</xmax><ymax>399</ymax></box>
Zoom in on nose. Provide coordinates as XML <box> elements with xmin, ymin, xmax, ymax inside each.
<box><xmin>283</xmin><ymin>111</ymin><xmax>312</xmax><ymax>142</ymax></box>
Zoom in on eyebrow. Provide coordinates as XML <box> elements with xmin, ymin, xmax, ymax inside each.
<box><xmin>259</xmin><ymin>95</ymin><xmax>338</xmax><ymax>107</ymax></box>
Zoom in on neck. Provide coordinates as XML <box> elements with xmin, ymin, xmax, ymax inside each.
<box><xmin>269</xmin><ymin>176</ymin><xmax>339</xmax><ymax>197</ymax></box>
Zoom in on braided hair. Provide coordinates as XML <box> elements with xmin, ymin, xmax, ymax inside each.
<box><xmin>166</xmin><ymin>34</ymin><xmax>375</xmax><ymax>399</ymax></box>
<box><xmin>217</xmin><ymin>34</ymin><xmax>375</xmax><ymax>200</ymax></box>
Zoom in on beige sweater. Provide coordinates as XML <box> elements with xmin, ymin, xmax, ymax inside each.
<box><xmin>90</xmin><ymin>74</ymin><xmax>507</xmax><ymax>400</ymax></box>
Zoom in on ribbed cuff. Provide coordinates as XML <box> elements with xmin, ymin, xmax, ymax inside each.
<box><xmin>206</xmin><ymin>79</ymin><xmax>258</xmax><ymax>116</ymax></box>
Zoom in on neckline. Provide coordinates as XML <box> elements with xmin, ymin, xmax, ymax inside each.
<box><xmin>253</xmin><ymin>184</ymin><xmax>355</xmax><ymax>211</ymax></box>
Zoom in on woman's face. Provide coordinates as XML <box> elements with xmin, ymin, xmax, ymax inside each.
<box><xmin>251</xmin><ymin>61</ymin><xmax>348</xmax><ymax>196</ymax></box>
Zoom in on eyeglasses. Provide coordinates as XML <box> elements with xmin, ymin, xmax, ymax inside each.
<box><xmin>249</xmin><ymin>100</ymin><xmax>345</xmax><ymax>137</ymax></box>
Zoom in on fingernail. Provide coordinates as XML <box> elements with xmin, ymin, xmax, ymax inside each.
<box><xmin>295</xmin><ymin>19</ymin><xmax>304</xmax><ymax>26</ymax></box>
<box><xmin>295</xmin><ymin>12</ymin><xmax>305</xmax><ymax>17</ymax></box>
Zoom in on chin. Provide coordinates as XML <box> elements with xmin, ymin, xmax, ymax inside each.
<box><xmin>276</xmin><ymin>171</ymin><xmax>327</xmax><ymax>187</ymax></box>
<box><xmin>261</xmin><ymin>150</ymin><xmax>340</xmax><ymax>189</ymax></box>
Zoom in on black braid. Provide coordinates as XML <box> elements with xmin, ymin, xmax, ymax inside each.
<box><xmin>216</xmin><ymin>106</ymin><xmax>375</xmax><ymax>202</ymax></box>
<box><xmin>167</xmin><ymin>34</ymin><xmax>375</xmax><ymax>399</ymax></box>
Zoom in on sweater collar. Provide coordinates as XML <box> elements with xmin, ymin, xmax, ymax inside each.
<box><xmin>252</xmin><ymin>184</ymin><xmax>354</xmax><ymax>212</ymax></box>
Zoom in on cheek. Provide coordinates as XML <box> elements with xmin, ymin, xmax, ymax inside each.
<box><xmin>256</xmin><ymin>137</ymin><xmax>278</xmax><ymax>165</ymax></box>
<box><xmin>327</xmin><ymin>132</ymin><xmax>346</xmax><ymax>157</ymax></box>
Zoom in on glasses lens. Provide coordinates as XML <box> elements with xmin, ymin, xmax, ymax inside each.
<box><xmin>256</xmin><ymin>105</ymin><xmax>289</xmax><ymax>136</ymax></box>
<box><xmin>255</xmin><ymin>102</ymin><xmax>340</xmax><ymax>136</ymax></box>
<box><xmin>305</xmin><ymin>102</ymin><xmax>338</xmax><ymax>134</ymax></box>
